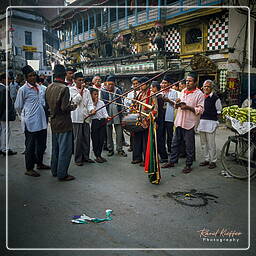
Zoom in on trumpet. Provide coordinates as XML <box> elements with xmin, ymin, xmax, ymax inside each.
<box><xmin>99</xmin><ymin>88</ymin><xmax>154</xmax><ymax>111</ymax></box>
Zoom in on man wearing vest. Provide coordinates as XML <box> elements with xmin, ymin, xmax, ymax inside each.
<box><xmin>162</xmin><ymin>72</ymin><xmax>204</xmax><ymax>173</ymax></box>
<box><xmin>198</xmin><ymin>80</ymin><xmax>222</xmax><ymax>169</ymax></box>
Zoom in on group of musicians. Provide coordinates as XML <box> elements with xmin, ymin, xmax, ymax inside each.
<box><xmin>4</xmin><ymin>63</ymin><xmax>220</xmax><ymax>182</ymax></box>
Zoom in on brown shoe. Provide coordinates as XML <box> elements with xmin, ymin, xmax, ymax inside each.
<box><xmin>75</xmin><ymin>162</ymin><xmax>83</xmax><ymax>166</ymax></box>
<box><xmin>100</xmin><ymin>157</ymin><xmax>107</xmax><ymax>162</ymax></box>
<box><xmin>161</xmin><ymin>162</ymin><xmax>175</xmax><ymax>168</ymax></box>
<box><xmin>95</xmin><ymin>157</ymin><xmax>104</xmax><ymax>163</ymax></box>
<box><xmin>199</xmin><ymin>161</ymin><xmax>210</xmax><ymax>166</ymax></box>
<box><xmin>182</xmin><ymin>166</ymin><xmax>192</xmax><ymax>174</ymax></box>
<box><xmin>208</xmin><ymin>162</ymin><xmax>217</xmax><ymax>169</ymax></box>
<box><xmin>37</xmin><ymin>164</ymin><xmax>51</xmax><ymax>170</ymax></box>
<box><xmin>25</xmin><ymin>170</ymin><xmax>40</xmax><ymax>177</ymax></box>
<box><xmin>131</xmin><ymin>160</ymin><xmax>141</xmax><ymax>164</ymax></box>
<box><xmin>58</xmin><ymin>175</ymin><xmax>75</xmax><ymax>181</ymax></box>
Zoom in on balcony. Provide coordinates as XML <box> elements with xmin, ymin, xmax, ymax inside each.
<box><xmin>59</xmin><ymin>0</ymin><xmax>224</xmax><ymax>50</ymax></box>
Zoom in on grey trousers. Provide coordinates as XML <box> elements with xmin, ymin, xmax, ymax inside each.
<box><xmin>51</xmin><ymin>131</ymin><xmax>73</xmax><ymax>179</ymax></box>
<box><xmin>169</xmin><ymin>126</ymin><xmax>195</xmax><ymax>166</ymax></box>
<box><xmin>106</xmin><ymin>123</ymin><xmax>123</xmax><ymax>152</ymax></box>
<box><xmin>0</xmin><ymin>121</ymin><xmax>12</xmax><ymax>151</ymax></box>
<box><xmin>73</xmin><ymin>123</ymin><xmax>91</xmax><ymax>163</ymax></box>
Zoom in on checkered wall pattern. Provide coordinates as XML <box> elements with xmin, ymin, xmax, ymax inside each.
<box><xmin>219</xmin><ymin>69</ymin><xmax>228</xmax><ymax>92</ymax></box>
<box><xmin>130</xmin><ymin>26</ymin><xmax>181</xmax><ymax>54</ymax></box>
<box><xmin>207</xmin><ymin>12</ymin><xmax>229</xmax><ymax>51</ymax></box>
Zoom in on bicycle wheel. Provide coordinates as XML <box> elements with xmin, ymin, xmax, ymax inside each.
<box><xmin>221</xmin><ymin>136</ymin><xmax>256</xmax><ymax>179</ymax></box>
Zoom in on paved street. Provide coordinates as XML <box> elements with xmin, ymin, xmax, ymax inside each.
<box><xmin>1</xmin><ymin>120</ymin><xmax>256</xmax><ymax>256</ymax></box>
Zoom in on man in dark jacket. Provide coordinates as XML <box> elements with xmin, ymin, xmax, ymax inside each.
<box><xmin>0</xmin><ymin>72</ymin><xmax>17</xmax><ymax>155</ymax></box>
<box><xmin>46</xmin><ymin>65</ymin><xmax>77</xmax><ymax>181</ymax></box>
<box><xmin>101</xmin><ymin>76</ymin><xmax>127</xmax><ymax>157</ymax></box>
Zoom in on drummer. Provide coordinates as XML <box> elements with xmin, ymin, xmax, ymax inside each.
<box><xmin>131</xmin><ymin>77</ymin><xmax>157</xmax><ymax>166</ymax></box>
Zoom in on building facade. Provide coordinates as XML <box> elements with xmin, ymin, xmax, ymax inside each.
<box><xmin>0</xmin><ymin>8</ymin><xmax>63</xmax><ymax>76</ymax></box>
<box><xmin>50</xmin><ymin>0</ymin><xmax>255</xmax><ymax>104</ymax></box>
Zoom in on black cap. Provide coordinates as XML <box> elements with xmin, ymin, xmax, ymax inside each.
<box><xmin>106</xmin><ymin>76</ymin><xmax>116</xmax><ymax>83</ymax></box>
<box><xmin>74</xmin><ymin>72</ymin><xmax>83</xmax><ymax>79</ymax></box>
<box><xmin>21</xmin><ymin>65</ymin><xmax>34</xmax><ymax>76</ymax></box>
<box><xmin>151</xmin><ymin>81</ymin><xmax>160</xmax><ymax>90</ymax></box>
<box><xmin>66</xmin><ymin>67</ymin><xmax>76</xmax><ymax>72</ymax></box>
<box><xmin>187</xmin><ymin>72</ymin><xmax>198</xmax><ymax>80</ymax></box>
<box><xmin>162</xmin><ymin>75</ymin><xmax>173</xmax><ymax>83</ymax></box>
<box><xmin>139</xmin><ymin>77</ymin><xmax>149</xmax><ymax>84</ymax></box>
<box><xmin>84</xmin><ymin>77</ymin><xmax>91</xmax><ymax>83</ymax></box>
<box><xmin>53</xmin><ymin>64</ymin><xmax>66</xmax><ymax>77</ymax></box>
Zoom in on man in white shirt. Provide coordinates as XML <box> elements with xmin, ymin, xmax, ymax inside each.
<box><xmin>69</xmin><ymin>72</ymin><xmax>96</xmax><ymax>166</ymax></box>
<box><xmin>198</xmin><ymin>80</ymin><xmax>222</xmax><ymax>169</ymax></box>
<box><xmin>15</xmin><ymin>65</ymin><xmax>50</xmax><ymax>177</ymax></box>
<box><xmin>161</xmin><ymin>75</ymin><xmax>178</xmax><ymax>154</ymax></box>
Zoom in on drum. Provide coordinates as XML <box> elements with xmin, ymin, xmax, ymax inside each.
<box><xmin>121</xmin><ymin>113</ymin><xmax>149</xmax><ymax>133</ymax></box>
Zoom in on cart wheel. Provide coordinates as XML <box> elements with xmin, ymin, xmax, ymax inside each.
<box><xmin>221</xmin><ymin>136</ymin><xmax>256</xmax><ymax>179</ymax></box>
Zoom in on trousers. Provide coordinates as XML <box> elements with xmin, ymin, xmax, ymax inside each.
<box><xmin>106</xmin><ymin>123</ymin><xmax>123</xmax><ymax>152</ymax></box>
<box><xmin>51</xmin><ymin>131</ymin><xmax>72</xmax><ymax>179</ymax></box>
<box><xmin>199</xmin><ymin>130</ymin><xmax>217</xmax><ymax>163</ymax></box>
<box><xmin>73</xmin><ymin>123</ymin><xmax>91</xmax><ymax>163</ymax></box>
<box><xmin>0</xmin><ymin>121</ymin><xmax>12</xmax><ymax>151</ymax></box>
<box><xmin>169</xmin><ymin>126</ymin><xmax>195</xmax><ymax>166</ymax></box>
<box><xmin>132</xmin><ymin>129</ymin><xmax>148</xmax><ymax>162</ymax></box>
<box><xmin>91</xmin><ymin>119</ymin><xmax>106</xmax><ymax>158</ymax></box>
<box><xmin>25</xmin><ymin>128</ymin><xmax>47</xmax><ymax>170</ymax></box>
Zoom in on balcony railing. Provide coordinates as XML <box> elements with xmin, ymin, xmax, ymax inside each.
<box><xmin>59</xmin><ymin>0</ymin><xmax>223</xmax><ymax>50</ymax></box>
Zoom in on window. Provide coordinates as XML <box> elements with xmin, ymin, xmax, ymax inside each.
<box><xmin>119</xmin><ymin>7</ymin><xmax>125</xmax><ymax>19</ymax></box>
<box><xmin>127</xmin><ymin>0</ymin><xmax>134</xmax><ymax>16</ymax></box>
<box><xmin>185</xmin><ymin>28</ymin><xmax>202</xmax><ymax>44</ymax></box>
<box><xmin>25</xmin><ymin>31</ymin><xmax>32</xmax><ymax>45</ymax></box>
<box><xmin>84</xmin><ymin>17</ymin><xmax>88</xmax><ymax>32</ymax></box>
<box><xmin>166</xmin><ymin>0</ymin><xmax>178</xmax><ymax>4</ymax></box>
<box><xmin>96</xmin><ymin>12</ymin><xmax>102</xmax><ymax>27</ymax></box>
<box><xmin>137</xmin><ymin>0</ymin><xmax>146</xmax><ymax>12</ymax></box>
<box><xmin>78</xmin><ymin>19</ymin><xmax>82</xmax><ymax>34</ymax></box>
<box><xmin>25</xmin><ymin>51</ymin><xmax>33</xmax><ymax>60</ymax></box>
<box><xmin>89</xmin><ymin>15</ymin><xmax>94</xmax><ymax>29</ymax></box>
<box><xmin>110</xmin><ymin>7</ymin><xmax>116</xmax><ymax>22</ymax></box>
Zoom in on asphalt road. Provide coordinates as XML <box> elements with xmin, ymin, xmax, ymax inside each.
<box><xmin>0</xmin><ymin>121</ymin><xmax>255</xmax><ymax>256</ymax></box>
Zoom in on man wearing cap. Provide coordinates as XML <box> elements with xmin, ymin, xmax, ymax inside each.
<box><xmin>132</xmin><ymin>77</ymin><xmax>157</xmax><ymax>166</ymax></box>
<box><xmin>65</xmin><ymin>67</ymin><xmax>76</xmax><ymax>86</ymax></box>
<box><xmin>69</xmin><ymin>72</ymin><xmax>96</xmax><ymax>166</ymax></box>
<box><xmin>124</xmin><ymin>77</ymin><xmax>140</xmax><ymax>152</ymax></box>
<box><xmin>15</xmin><ymin>65</ymin><xmax>50</xmax><ymax>177</ymax></box>
<box><xmin>101</xmin><ymin>76</ymin><xmax>127</xmax><ymax>157</ymax></box>
<box><xmin>46</xmin><ymin>64</ymin><xmax>77</xmax><ymax>181</ymax></box>
<box><xmin>0</xmin><ymin>72</ymin><xmax>17</xmax><ymax>156</ymax></box>
<box><xmin>161</xmin><ymin>75</ymin><xmax>178</xmax><ymax>155</ymax></box>
<box><xmin>162</xmin><ymin>72</ymin><xmax>204</xmax><ymax>173</ymax></box>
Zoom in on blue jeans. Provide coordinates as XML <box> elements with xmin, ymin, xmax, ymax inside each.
<box><xmin>51</xmin><ymin>131</ymin><xmax>72</xmax><ymax>178</ymax></box>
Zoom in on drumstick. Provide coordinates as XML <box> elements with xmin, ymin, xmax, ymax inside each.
<box><xmin>99</xmin><ymin>88</ymin><xmax>153</xmax><ymax>110</ymax></box>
